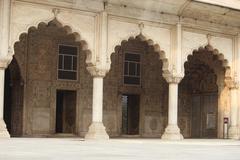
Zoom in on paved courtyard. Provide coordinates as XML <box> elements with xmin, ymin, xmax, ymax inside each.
<box><xmin>0</xmin><ymin>138</ymin><xmax>240</xmax><ymax>160</ymax></box>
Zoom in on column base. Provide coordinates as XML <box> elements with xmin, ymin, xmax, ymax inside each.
<box><xmin>229</xmin><ymin>126</ymin><xmax>239</xmax><ymax>139</ymax></box>
<box><xmin>85</xmin><ymin>122</ymin><xmax>109</xmax><ymax>140</ymax></box>
<box><xmin>0</xmin><ymin>119</ymin><xmax>10</xmax><ymax>138</ymax></box>
<box><xmin>161</xmin><ymin>124</ymin><xmax>183</xmax><ymax>140</ymax></box>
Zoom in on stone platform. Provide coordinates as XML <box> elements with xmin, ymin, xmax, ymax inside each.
<box><xmin>0</xmin><ymin>138</ymin><xmax>240</xmax><ymax>160</ymax></box>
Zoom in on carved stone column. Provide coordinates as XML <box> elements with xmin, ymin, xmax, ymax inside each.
<box><xmin>85</xmin><ymin>66</ymin><xmax>109</xmax><ymax>140</ymax></box>
<box><xmin>161</xmin><ymin>75</ymin><xmax>183</xmax><ymax>140</ymax></box>
<box><xmin>0</xmin><ymin>59</ymin><xmax>11</xmax><ymax>138</ymax></box>
<box><xmin>0</xmin><ymin>0</ymin><xmax>11</xmax><ymax>138</ymax></box>
<box><xmin>227</xmin><ymin>79</ymin><xmax>239</xmax><ymax>139</ymax></box>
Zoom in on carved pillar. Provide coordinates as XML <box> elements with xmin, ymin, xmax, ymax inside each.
<box><xmin>228</xmin><ymin>79</ymin><xmax>239</xmax><ymax>139</ymax></box>
<box><xmin>0</xmin><ymin>0</ymin><xmax>11</xmax><ymax>138</ymax></box>
<box><xmin>162</xmin><ymin>75</ymin><xmax>183</xmax><ymax>140</ymax></box>
<box><xmin>85</xmin><ymin>67</ymin><xmax>109</xmax><ymax>140</ymax></box>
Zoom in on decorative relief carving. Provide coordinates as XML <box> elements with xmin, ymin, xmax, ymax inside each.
<box><xmin>225</xmin><ymin>77</ymin><xmax>239</xmax><ymax>89</ymax></box>
<box><xmin>87</xmin><ymin>65</ymin><xmax>109</xmax><ymax>77</ymax></box>
<box><xmin>0</xmin><ymin>56</ymin><xmax>12</xmax><ymax>69</ymax></box>
<box><xmin>150</xmin><ymin>118</ymin><xmax>158</xmax><ymax>131</ymax></box>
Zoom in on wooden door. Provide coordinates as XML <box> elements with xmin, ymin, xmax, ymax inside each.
<box><xmin>201</xmin><ymin>94</ymin><xmax>218</xmax><ymax>138</ymax></box>
<box><xmin>63</xmin><ymin>91</ymin><xmax>76</xmax><ymax>133</ymax></box>
<box><xmin>191</xmin><ymin>95</ymin><xmax>201</xmax><ymax>138</ymax></box>
<box><xmin>191</xmin><ymin>94</ymin><xmax>218</xmax><ymax>138</ymax></box>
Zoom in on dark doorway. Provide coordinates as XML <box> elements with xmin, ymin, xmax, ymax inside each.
<box><xmin>191</xmin><ymin>94</ymin><xmax>218</xmax><ymax>138</ymax></box>
<box><xmin>179</xmin><ymin>51</ymin><xmax>220</xmax><ymax>138</ymax></box>
<box><xmin>4</xmin><ymin>58</ymin><xmax>24</xmax><ymax>137</ymax></box>
<box><xmin>56</xmin><ymin>90</ymin><xmax>76</xmax><ymax>134</ymax></box>
<box><xmin>122</xmin><ymin>94</ymin><xmax>140</xmax><ymax>135</ymax></box>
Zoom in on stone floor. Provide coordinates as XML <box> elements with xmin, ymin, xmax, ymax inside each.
<box><xmin>0</xmin><ymin>138</ymin><xmax>240</xmax><ymax>160</ymax></box>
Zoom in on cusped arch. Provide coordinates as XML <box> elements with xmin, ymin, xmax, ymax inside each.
<box><xmin>11</xmin><ymin>19</ymin><xmax>94</xmax><ymax>81</ymax></box>
<box><xmin>185</xmin><ymin>44</ymin><xmax>231</xmax><ymax>78</ymax></box>
<box><xmin>11</xmin><ymin>18</ymin><xmax>92</xmax><ymax>64</ymax></box>
<box><xmin>110</xmin><ymin>34</ymin><xmax>170</xmax><ymax>74</ymax></box>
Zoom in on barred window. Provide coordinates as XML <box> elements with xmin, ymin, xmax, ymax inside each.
<box><xmin>124</xmin><ymin>52</ymin><xmax>140</xmax><ymax>85</ymax></box>
<box><xmin>58</xmin><ymin>45</ymin><xmax>78</xmax><ymax>80</ymax></box>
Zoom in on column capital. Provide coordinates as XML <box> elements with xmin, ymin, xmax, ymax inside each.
<box><xmin>225</xmin><ymin>77</ymin><xmax>239</xmax><ymax>89</ymax></box>
<box><xmin>0</xmin><ymin>56</ymin><xmax>12</xmax><ymax>69</ymax></box>
<box><xmin>87</xmin><ymin>66</ymin><xmax>109</xmax><ymax>78</ymax></box>
<box><xmin>163</xmin><ymin>73</ymin><xmax>183</xmax><ymax>84</ymax></box>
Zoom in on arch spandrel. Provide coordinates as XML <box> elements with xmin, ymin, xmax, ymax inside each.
<box><xmin>181</xmin><ymin>31</ymin><xmax>233</xmax><ymax>77</ymax></box>
<box><xmin>107</xmin><ymin>19</ymin><xmax>171</xmax><ymax>72</ymax></box>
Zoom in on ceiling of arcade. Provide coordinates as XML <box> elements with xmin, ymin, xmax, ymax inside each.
<box><xmin>16</xmin><ymin>0</ymin><xmax>240</xmax><ymax>27</ymax></box>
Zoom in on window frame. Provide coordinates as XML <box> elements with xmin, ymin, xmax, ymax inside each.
<box><xmin>123</xmin><ymin>51</ymin><xmax>141</xmax><ymax>86</ymax></box>
<box><xmin>57</xmin><ymin>44</ymin><xmax>79</xmax><ymax>81</ymax></box>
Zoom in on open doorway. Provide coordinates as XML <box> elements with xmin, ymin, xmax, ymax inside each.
<box><xmin>178</xmin><ymin>48</ymin><xmax>224</xmax><ymax>138</ymax></box>
<box><xmin>122</xmin><ymin>94</ymin><xmax>140</xmax><ymax>135</ymax></box>
<box><xmin>56</xmin><ymin>90</ymin><xmax>76</xmax><ymax>134</ymax></box>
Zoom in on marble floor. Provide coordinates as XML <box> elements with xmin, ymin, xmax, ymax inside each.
<box><xmin>0</xmin><ymin>138</ymin><xmax>240</xmax><ymax>160</ymax></box>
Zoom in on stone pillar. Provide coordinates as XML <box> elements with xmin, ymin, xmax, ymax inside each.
<box><xmin>0</xmin><ymin>0</ymin><xmax>12</xmax><ymax>138</ymax></box>
<box><xmin>85</xmin><ymin>67</ymin><xmax>109</xmax><ymax>140</ymax></box>
<box><xmin>0</xmin><ymin>67</ymin><xmax>10</xmax><ymax>138</ymax></box>
<box><xmin>162</xmin><ymin>76</ymin><xmax>183</xmax><ymax>140</ymax></box>
<box><xmin>228</xmin><ymin>80</ymin><xmax>239</xmax><ymax>139</ymax></box>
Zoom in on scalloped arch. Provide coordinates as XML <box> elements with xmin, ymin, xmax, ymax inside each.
<box><xmin>11</xmin><ymin>19</ymin><xmax>93</xmax><ymax>79</ymax></box>
<box><xmin>110</xmin><ymin>34</ymin><xmax>170</xmax><ymax>74</ymax></box>
<box><xmin>11</xmin><ymin>18</ymin><xmax>92</xmax><ymax>63</ymax></box>
<box><xmin>185</xmin><ymin>44</ymin><xmax>231</xmax><ymax>78</ymax></box>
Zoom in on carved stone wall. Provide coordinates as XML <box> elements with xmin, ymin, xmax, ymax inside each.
<box><xmin>13</xmin><ymin>20</ymin><xmax>92</xmax><ymax>136</ymax></box>
<box><xmin>104</xmin><ymin>37</ymin><xmax>168</xmax><ymax>137</ymax></box>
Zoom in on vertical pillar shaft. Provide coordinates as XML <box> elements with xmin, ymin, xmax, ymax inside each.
<box><xmin>85</xmin><ymin>72</ymin><xmax>109</xmax><ymax>140</ymax></box>
<box><xmin>0</xmin><ymin>0</ymin><xmax>11</xmax><ymax>138</ymax></box>
<box><xmin>230</xmin><ymin>89</ymin><xmax>238</xmax><ymax>127</ymax></box>
<box><xmin>0</xmin><ymin>70</ymin><xmax>4</xmax><ymax>119</ymax></box>
<box><xmin>168</xmin><ymin>83</ymin><xmax>178</xmax><ymax>125</ymax></box>
<box><xmin>229</xmin><ymin>86</ymin><xmax>239</xmax><ymax>139</ymax></box>
<box><xmin>92</xmin><ymin>77</ymin><xmax>103</xmax><ymax>123</ymax></box>
<box><xmin>0</xmin><ymin>68</ymin><xmax>10</xmax><ymax>138</ymax></box>
<box><xmin>85</xmin><ymin>11</ymin><xmax>109</xmax><ymax>140</ymax></box>
<box><xmin>161</xmin><ymin>77</ymin><xmax>183</xmax><ymax>140</ymax></box>
<box><xmin>0</xmin><ymin>0</ymin><xmax>11</xmax><ymax>56</ymax></box>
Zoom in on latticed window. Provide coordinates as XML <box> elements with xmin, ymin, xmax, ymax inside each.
<box><xmin>124</xmin><ymin>52</ymin><xmax>141</xmax><ymax>85</ymax></box>
<box><xmin>58</xmin><ymin>45</ymin><xmax>78</xmax><ymax>80</ymax></box>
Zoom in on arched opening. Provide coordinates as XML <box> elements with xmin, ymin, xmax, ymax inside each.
<box><xmin>178</xmin><ymin>46</ymin><xmax>227</xmax><ymax>138</ymax></box>
<box><xmin>4</xmin><ymin>57</ymin><xmax>24</xmax><ymax>137</ymax></box>
<box><xmin>103</xmin><ymin>35</ymin><xmax>169</xmax><ymax>137</ymax></box>
<box><xmin>7</xmin><ymin>19</ymin><xmax>92</xmax><ymax>137</ymax></box>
